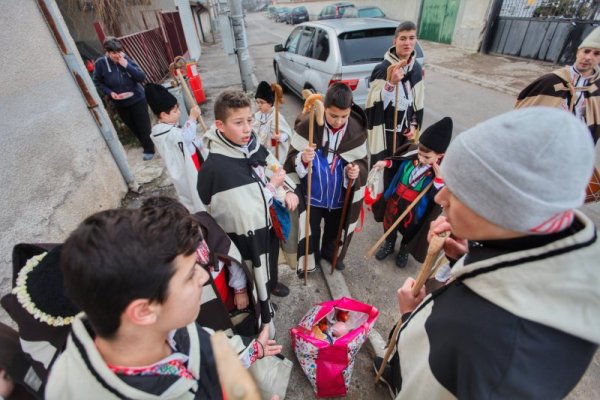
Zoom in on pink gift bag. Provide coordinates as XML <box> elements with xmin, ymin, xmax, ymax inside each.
<box><xmin>290</xmin><ymin>297</ymin><xmax>379</xmax><ymax>398</ymax></box>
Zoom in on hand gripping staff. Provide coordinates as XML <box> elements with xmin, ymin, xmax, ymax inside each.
<box><xmin>386</xmin><ymin>60</ymin><xmax>408</xmax><ymax>153</ymax></box>
<box><xmin>365</xmin><ymin>181</ymin><xmax>433</xmax><ymax>259</ymax></box>
<box><xmin>169</xmin><ymin>56</ymin><xmax>208</xmax><ymax>132</ymax></box>
<box><xmin>302</xmin><ymin>92</ymin><xmax>324</xmax><ymax>285</ymax></box>
<box><xmin>374</xmin><ymin>231</ymin><xmax>448</xmax><ymax>383</ymax></box>
<box><xmin>271</xmin><ymin>83</ymin><xmax>284</xmax><ymax>160</ymax></box>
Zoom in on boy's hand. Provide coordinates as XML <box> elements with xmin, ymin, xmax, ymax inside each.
<box><xmin>117</xmin><ymin>52</ymin><xmax>128</xmax><ymax>68</ymax></box>
<box><xmin>257</xmin><ymin>325</ymin><xmax>282</xmax><ymax>358</ymax></box>
<box><xmin>428</xmin><ymin>216</ymin><xmax>468</xmax><ymax>260</ymax></box>
<box><xmin>110</xmin><ymin>92</ymin><xmax>120</xmax><ymax>100</ymax></box>
<box><xmin>234</xmin><ymin>292</ymin><xmax>249</xmax><ymax>310</ymax></box>
<box><xmin>387</xmin><ymin>63</ymin><xmax>405</xmax><ymax>85</ymax></box>
<box><xmin>404</xmin><ymin>125</ymin><xmax>416</xmax><ymax>140</ymax></box>
<box><xmin>272</xmin><ymin>130</ymin><xmax>281</xmax><ymax>141</ymax></box>
<box><xmin>285</xmin><ymin>192</ymin><xmax>299</xmax><ymax>211</ymax></box>
<box><xmin>432</xmin><ymin>162</ymin><xmax>441</xmax><ymax>178</ymax></box>
<box><xmin>270</xmin><ymin>167</ymin><xmax>286</xmax><ymax>188</ymax></box>
<box><xmin>373</xmin><ymin>160</ymin><xmax>388</xmax><ymax>170</ymax></box>
<box><xmin>189</xmin><ymin>105</ymin><xmax>201</xmax><ymax>121</ymax></box>
<box><xmin>346</xmin><ymin>163</ymin><xmax>359</xmax><ymax>180</ymax></box>
<box><xmin>301</xmin><ymin>144</ymin><xmax>316</xmax><ymax>164</ymax></box>
<box><xmin>397</xmin><ymin>277</ymin><xmax>425</xmax><ymax>315</ymax></box>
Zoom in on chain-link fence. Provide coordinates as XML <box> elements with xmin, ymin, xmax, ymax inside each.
<box><xmin>500</xmin><ymin>0</ymin><xmax>600</xmax><ymax>20</ymax></box>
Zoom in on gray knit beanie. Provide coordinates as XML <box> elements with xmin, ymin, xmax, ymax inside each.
<box><xmin>441</xmin><ymin>107</ymin><xmax>594</xmax><ymax>234</ymax></box>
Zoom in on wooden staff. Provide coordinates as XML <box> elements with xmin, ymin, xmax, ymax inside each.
<box><xmin>211</xmin><ymin>331</ymin><xmax>261</xmax><ymax>399</ymax></box>
<box><xmin>271</xmin><ymin>83</ymin><xmax>284</xmax><ymax>160</ymax></box>
<box><xmin>331</xmin><ymin>175</ymin><xmax>355</xmax><ymax>274</ymax></box>
<box><xmin>386</xmin><ymin>61</ymin><xmax>407</xmax><ymax>154</ymax></box>
<box><xmin>170</xmin><ymin>57</ymin><xmax>208</xmax><ymax>132</ymax></box>
<box><xmin>302</xmin><ymin>93</ymin><xmax>324</xmax><ymax>285</ymax></box>
<box><xmin>365</xmin><ymin>181</ymin><xmax>433</xmax><ymax>259</ymax></box>
<box><xmin>374</xmin><ymin>231</ymin><xmax>448</xmax><ymax>383</ymax></box>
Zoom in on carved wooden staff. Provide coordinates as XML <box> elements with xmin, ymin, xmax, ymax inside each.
<box><xmin>211</xmin><ymin>331</ymin><xmax>261</xmax><ymax>399</ymax></box>
<box><xmin>271</xmin><ymin>83</ymin><xmax>284</xmax><ymax>160</ymax></box>
<box><xmin>386</xmin><ymin>60</ymin><xmax>407</xmax><ymax>153</ymax></box>
<box><xmin>365</xmin><ymin>181</ymin><xmax>433</xmax><ymax>259</ymax></box>
<box><xmin>170</xmin><ymin>56</ymin><xmax>208</xmax><ymax>131</ymax></box>
<box><xmin>302</xmin><ymin>93</ymin><xmax>324</xmax><ymax>285</ymax></box>
<box><xmin>374</xmin><ymin>231</ymin><xmax>448</xmax><ymax>383</ymax></box>
<box><xmin>331</xmin><ymin>173</ymin><xmax>355</xmax><ymax>274</ymax></box>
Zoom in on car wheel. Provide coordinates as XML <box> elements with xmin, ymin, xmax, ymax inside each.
<box><xmin>274</xmin><ymin>63</ymin><xmax>286</xmax><ymax>91</ymax></box>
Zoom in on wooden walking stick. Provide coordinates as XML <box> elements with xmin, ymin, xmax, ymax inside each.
<box><xmin>211</xmin><ymin>331</ymin><xmax>261</xmax><ymax>399</ymax></box>
<box><xmin>365</xmin><ymin>181</ymin><xmax>433</xmax><ymax>259</ymax></box>
<box><xmin>170</xmin><ymin>56</ymin><xmax>208</xmax><ymax>132</ymax></box>
<box><xmin>302</xmin><ymin>93</ymin><xmax>324</xmax><ymax>285</ymax></box>
<box><xmin>331</xmin><ymin>174</ymin><xmax>355</xmax><ymax>274</ymax></box>
<box><xmin>374</xmin><ymin>231</ymin><xmax>449</xmax><ymax>383</ymax></box>
<box><xmin>271</xmin><ymin>83</ymin><xmax>284</xmax><ymax>160</ymax></box>
<box><xmin>386</xmin><ymin>60</ymin><xmax>407</xmax><ymax>154</ymax></box>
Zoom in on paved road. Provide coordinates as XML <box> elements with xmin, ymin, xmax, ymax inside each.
<box><xmin>246</xmin><ymin>11</ymin><xmax>599</xmax><ymax>399</ymax></box>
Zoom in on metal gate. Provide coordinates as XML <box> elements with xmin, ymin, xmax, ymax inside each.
<box><xmin>489</xmin><ymin>0</ymin><xmax>600</xmax><ymax>64</ymax></box>
<box><xmin>418</xmin><ymin>0</ymin><xmax>461</xmax><ymax>44</ymax></box>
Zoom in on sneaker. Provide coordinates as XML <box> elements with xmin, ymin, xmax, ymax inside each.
<box><xmin>143</xmin><ymin>153</ymin><xmax>154</xmax><ymax>161</ymax></box>
<box><xmin>375</xmin><ymin>238</ymin><xmax>395</xmax><ymax>260</ymax></box>
<box><xmin>321</xmin><ymin>254</ymin><xmax>345</xmax><ymax>271</ymax></box>
<box><xmin>271</xmin><ymin>282</ymin><xmax>289</xmax><ymax>297</ymax></box>
<box><xmin>395</xmin><ymin>245</ymin><xmax>409</xmax><ymax>268</ymax></box>
<box><xmin>373</xmin><ymin>356</ymin><xmax>396</xmax><ymax>399</ymax></box>
<box><xmin>296</xmin><ymin>262</ymin><xmax>317</xmax><ymax>277</ymax></box>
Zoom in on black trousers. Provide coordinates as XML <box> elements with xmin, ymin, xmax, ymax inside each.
<box><xmin>268</xmin><ymin>228</ymin><xmax>279</xmax><ymax>292</ymax></box>
<box><xmin>309</xmin><ymin>206</ymin><xmax>343</xmax><ymax>263</ymax></box>
<box><xmin>116</xmin><ymin>99</ymin><xmax>154</xmax><ymax>154</ymax></box>
<box><xmin>387</xmin><ymin>220</ymin><xmax>421</xmax><ymax>248</ymax></box>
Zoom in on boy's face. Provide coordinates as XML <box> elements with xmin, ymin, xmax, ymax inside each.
<box><xmin>394</xmin><ymin>29</ymin><xmax>417</xmax><ymax>60</ymax></box>
<box><xmin>575</xmin><ymin>47</ymin><xmax>600</xmax><ymax>76</ymax></box>
<box><xmin>418</xmin><ymin>149</ymin><xmax>443</xmax><ymax>166</ymax></box>
<box><xmin>324</xmin><ymin>105</ymin><xmax>351</xmax><ymax>129</ymax></box>
<box><xmin>156</xmin><ymin>252</ymin><xmax>209</xmax><ymax>330</ymax></box>
<box><xmin>255</xmin><ymin>98</ymin><xmax>273</xmax><ymax>114</ymax></box>
<box><xmin>159</xmin><ymin>104</ymin><xmax>181</xmax><ymax>124</ymax></box>
<box><xmin>107</xmin><ymin>50</ymin><xmax>123</xmax><ymax>64</ymax></box>
<box><xmin>215</xmin><ymin>107</ymin><xmax>254</xmax><ymax>146</ymax></box>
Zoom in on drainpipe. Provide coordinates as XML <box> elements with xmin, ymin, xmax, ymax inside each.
<box><xmin>175</xmin><ymin>0</ymin><xmax>202</xmax><ymax>60</ymax></box>
<box><xmin>36</xmin><ymin>0</ymin><xmax>138</xmax><ymax>191</ymax></box>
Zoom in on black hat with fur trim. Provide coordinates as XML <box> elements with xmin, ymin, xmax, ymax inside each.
<box><xmin>419</xmin><ymin>117</ymin><xmax>453</xmax><ymax>154</ymax></box>
<box><xmin>145</xmin><ymin>83</ymin><xmax>178</xmax><ymax>116</ymax></box>
<box><xmin>255</xmin><ymin>81</ymin><xmax>274</xmax><ymax>104</ymax></box>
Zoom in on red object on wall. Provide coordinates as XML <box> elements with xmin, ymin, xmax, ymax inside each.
<box><xmin>186</xmin><ymin>63</ymin><xmax>206</xmax><ymax>104</ymax></box>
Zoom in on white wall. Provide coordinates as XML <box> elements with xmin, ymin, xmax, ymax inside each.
<box><xmin>0</xmin><ymin>0</ymin><xmax>127</xmax><ymax>322</ymax></box>
<box><xmin>452</xmin><ymin>0</ymin><xmax>493</xmax><ymax>51</ymax></box>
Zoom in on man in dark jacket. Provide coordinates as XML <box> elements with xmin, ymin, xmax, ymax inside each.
<box><xmin>93</xmin><ymin>37</ymin><xmax>154</xmax><ymax>160</ymax></box>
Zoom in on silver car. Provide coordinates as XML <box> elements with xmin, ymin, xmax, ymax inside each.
<box><xmin>273</xmin><ymin>19</ymin><xmax>424</xmax><ymax>109</ymax></box>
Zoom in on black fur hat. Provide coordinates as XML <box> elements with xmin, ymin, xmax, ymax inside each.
<box><xmin>419</xmin><ymin>117</ymin><xmax>453</xmax><ymax>153</ymax></box>
<box><xmin>145</xmin><ymin>83</ymin><xmax>178</xmax><ymax>116</ymax></box>
<box><xmin>255</xmin><ymin>81</ymin><xmax>274</xmax><ymax>104</ymax></box>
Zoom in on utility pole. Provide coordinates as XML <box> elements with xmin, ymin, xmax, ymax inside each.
<box><xmin>175</xmin><ymin>0</ymin><xmax>202</xmax><ymax>60</ymax></box>
<box><xmin>228</xmin><ymin>0</ymin><xmax>254</xmax><ymax>91</ymax></box>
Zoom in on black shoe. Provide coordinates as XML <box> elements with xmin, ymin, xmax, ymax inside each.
<box><xmin>271</xmin><ymin>283</ymin><xmax>289</xmax><ymax>297</ymax></box>
<box><xmin>333</xmin><ymin>259</ymin><xmax>345</xmax><ymax>271</ymax></box>
<box><xmin>375</xmin><ymin>239</ymin><xmax>395</xmax><ymax>260</ymax></box>
<box><xmin>296</xmin><ymin>262</ymin><xmax>318</xmax><ymax>277</ymax></box>
<box><xmin>373</xmin><ymin>356</ymin><xmax>396</xmax><ymax>399</ymax></box>
<box><xmin>395</xmin><ymin>245</ymin><xmax>409</xmax><ymax>268</ymax></box>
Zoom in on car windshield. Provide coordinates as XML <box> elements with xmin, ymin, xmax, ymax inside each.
<box><xmin>359</xmin><ymin>8</ymin><xmax>384</xmax><ymax>18</ymax></box>
<box><xmin>338</xmin><ymin>28</ymin><xmax>395</xmax><ymax>66</ymax></box>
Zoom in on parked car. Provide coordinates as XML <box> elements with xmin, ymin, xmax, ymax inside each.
<box><xmin>286</xmin><ymin>6</ymin><xmax>309</xmax><ymax>25</ymax></box>
<box><xmin>273</xmin><ymin>19</ymin><xmax>425</xmax><ymax>109</ymax></box>
<box><xmin>342</xmin><ymin>6</ymin><xmax>386</xmax><ymax>18</ymax></box>
<box><xmin>317</xmin><ymin>2</ymin><xmax>355</xmax><ymax>20</ymax></box>
<box><xmin>267</xmin><ymin>6</ymin><xmax>277</xmax><ymax>19</ymax></box>
<box><xmin>274</xmin><ymin>7</ymin><xmax>291</xmax><ymax>23</ymax></box>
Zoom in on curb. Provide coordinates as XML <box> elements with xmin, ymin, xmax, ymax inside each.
<box><xmin>319</xmin><ymin>260</ymin><xmax>387</xmax><ymax>359</ymax></box>
<box><xmin>425</xmin><ymin>63</ymin><xmax>521</xmax><ymax>97</ymax></box>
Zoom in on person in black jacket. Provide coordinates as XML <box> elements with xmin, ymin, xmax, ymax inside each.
<box><xmin>93</xmin><ymin>37</ymin><xmax>154</xmax><ymax>160</ymax></box>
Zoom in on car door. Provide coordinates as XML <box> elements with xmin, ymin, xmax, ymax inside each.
<box><xmin>276</xmin><ymin>27</ymin><xmax>303</xmax><ymax>88</ymax></box>
<box><xmin>288</xmin><ymin>26</ymin><xmax>316</xmax><ymax>93</ymax></box>
<box><xmin>302</xmin><ymin>27</ymin><xmax>334</xmax><ymax>95</ymax></box>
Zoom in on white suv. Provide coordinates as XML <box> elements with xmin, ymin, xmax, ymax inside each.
<box><xmin>273</xmin><ymin>19</ymin><xmax>424</xmax><ymax>109</ymax></box>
